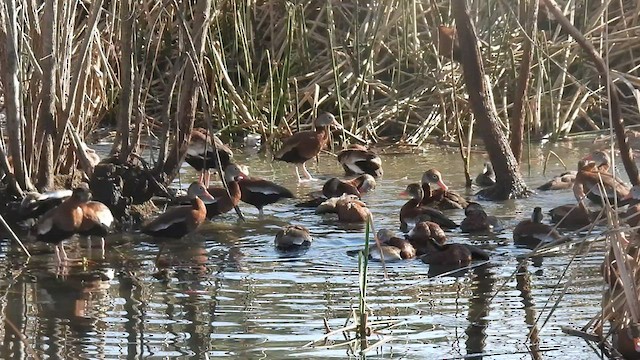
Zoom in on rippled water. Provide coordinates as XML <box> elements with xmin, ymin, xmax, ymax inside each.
<box><xmin>0</xmin><ymin>141</ymin><xmax>621</xmax><ymax>359</ymax></box>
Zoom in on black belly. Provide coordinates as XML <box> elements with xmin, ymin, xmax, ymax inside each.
<box><xmin>142</xmin><ymin>222</ymin><xmax>190</xmax><ymax>239</ymax></box>
<box><xmin>242</xmin><ymin>192</ymin><xmax>290</xmax><ymax>210</ymax></box>
<box><xmin>275</xmin><ymin>149</ymin><xmax>311</xmax><ymax>164</ymax></box>
<box><xmin>37</xmin><ymin>226</ymin><xmax>76</xmax><ymax>245</ymax></box>
<box><xmin>185</xmin><ymin>151</ymin><xmax>231</xmax><ymax>171</ymax></box>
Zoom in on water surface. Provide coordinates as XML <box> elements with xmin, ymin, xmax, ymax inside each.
<box><xmin>0</xmin><ymin>141</ymin><xmax>620</xmax><ymax>359</ymax></box>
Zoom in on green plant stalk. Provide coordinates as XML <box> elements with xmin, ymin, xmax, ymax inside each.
<box><xmin>358</xmin><ymin>217</ymin><xmax>370</xmax><ymax>351</ymax></box>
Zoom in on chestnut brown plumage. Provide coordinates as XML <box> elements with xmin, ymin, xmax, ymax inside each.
<box><xmin>274</xmin><ymin>113</ymin><xmax>342</xmax><ymax>182</ymax></box>
<box><xmin>421</xmin><ymin>169</ymin><xmax>468</xmax><ymax>209</ymax></box>
<box><xmin>185</xmin><ymin>128</ymin><xmax>233</xmax><ymax>186</ymax></box>
<box><xmin>141</xmin><ymin>182</ymin><xmax>215</xmax><ymax>239</ymax></box>
<box><xmin>400</xmin><ymin>183</ymin><xmax>457</xmax><ymax>231</ymax></box>
<box><xmin>274</xmin><ymin>225</ymin><xmax>312</xmax><ymax>250</ymax></box>
<box><xmin>35</xmin><ymin>184</ymin><xmax>113</xmax><ymax>264</ymax></box>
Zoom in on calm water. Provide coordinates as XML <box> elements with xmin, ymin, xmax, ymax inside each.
<box><xmin>0</xmin><ymin>141</ymin><xmax>621</xmax><ymax>359</ymax></box>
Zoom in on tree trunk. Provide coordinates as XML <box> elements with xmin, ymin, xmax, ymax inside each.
<box><xmin>117</xmin><ymin>0</ymin><xmax>135</xmax><ymax>162</ymax></box>
<box><xmin>35</xmin><ymin>0</ymin><xmax>58</xmax><ymax>190</ymax></box>
<box><xmin>1</xmin><ymin>0</ymin><xmax>34</xmax><ymax>193</ymax></box>
<box><xmin>510</xmin><ymin>0</ymin><xmax>539</xmax><ymax>163</ymax></box>
<box><xmin>542</xmin><ymin>0</ymin><xmax>640</xmax><ymax>186</ymax></box>
<box><xmin>452</xmin><ymin>0</ymin><xmax>530</xmax><ymax>200</ymax></box>
<box><xmin>159</xmin><ymin>0</ymin><xmax>212</xmax><ymax>184</ymax></box>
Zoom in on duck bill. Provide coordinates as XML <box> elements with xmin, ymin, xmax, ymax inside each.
<box><xmin>399</xmin><ymin>191</ymin><xmax>409</xmax><ymax>198</ymax></box>
<box><xmin>332</xmin><ymin>120</ymin><xmax>343</xmax><ymax>130</ymax></box>
<box><xmin>199</xmin><ymin>190</ymin><xmax>216</xmax><ymax>202</ymax></box>
<box><xmin>436</xmin><ymin>180</ymin><xmax>449</xmax><ymax>191</ymax></box>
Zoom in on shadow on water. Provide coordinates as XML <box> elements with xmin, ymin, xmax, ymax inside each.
<box><xmin>0</xmin><ymin>141</ymin><xmax>617</xmax><ymax>359</ymax></box>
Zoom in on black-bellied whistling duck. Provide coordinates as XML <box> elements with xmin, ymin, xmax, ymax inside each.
<box><xmin>186</xmin><ymin>128</ymin><xmax>233</xmax><ymax>186</ymax></box>
<box><xmin>231</xmin><ymin>172</ymin><xmax>294</xmax><ymax>216</ymax></box>
<box><xmin>421</xmin><ymin>169</ymin><xmax>469</xmax><ymax>209</ymax></box>
<box><xmin>580</xmin><ymin>150</ymin><xmax>629</xmax><ymax>204</ymax></box>
<box><xmin>316</xmin><ymin>194</ymin><xmax>359</xmax><ymax>214</ymax></box>
<box><xmin>475</xmin><ymin>162</ymin><xmax>496</xmax><ymax>187</ymax></box>
<box><xmin>78</xmin><ymin>197</ymin><xmax>115</xmax><ymax>255</ymax></box>
<box><xmin>322</xmin><ymin>174</ymin><xmax>376</xmax><ymax>199</ymax></box>
<box><xmin>35</xmin><ymin>184</ymin><xmax>113</xmax><ymax>264</ymax></box>
<box><xmin>335</xmin><ymin>196</ymin><xmax>370</xmax><ymax>223</ymax></box>
<box><xmin>513</xmin><ymin>207</ymin><xmax>568</xmax><ymax>248</ymax></box>
<box><xmin>203</xmin><ymin>164</ymin><xmax>246</xmax><ymax>218</ymax></box>
<box><xmin>406</xmin><ymin>221</ymin><xmax>473</xmax><ymax>266</ymax></box>
<box><xmin>400</xmin><ymin>183</ymin><xmax>457</xmax><ymax>231</ymax></box>
<box><xmin>337</xmin><ymin>144</ymin><xmax>383</xmax><ymax>177</ymax></box>
<box><xmin>274</xmin><ymin>112</ymin><xmax>342</xmax><ymax>182</ymax></box>
<box><xmin>460</xmin><ymin>202</ymin><xmax>503</xmax><ymax>233</ymax></box>
<box><xmin>20</xmin><ymin>189</ymin><xmax>73</xmax><ymax>221</ymax></box>
<box><xmin>360</xmin><ymin>229</ymin><xmax>416</xmax><ymax>262</ymax></box>
<box><xmin>538</xmin><ymin>170</ymin><xmax>576</xmax><ymax>191</ymax></box>
<box><xmin>274</xmin><ymin>225</ymin><xmax>312</xmax><ymax>250</ymax></box>
<box><xmin>142</xmin><ymin>182</ymin><xmax>215</xmax><ymax>239</ymax></box>
<box><xmin>406</xmin><ymin>221</ymin><xmax>447</xmax><ymax>255</ymax></box>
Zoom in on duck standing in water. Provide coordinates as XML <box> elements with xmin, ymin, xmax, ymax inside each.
<box><xmin>421</xmin><ymin>169</ymin><xmax>469</xmax><ymax>209</ymax></box>
<box><xmin>475</xmin><ymin>162</ymin><xmax>496</xmax><ymax>187</ymax></box>
<box><xmin>142</xmin><ymin>182</ymin><xmax>215</xmax><ymax>239</ymax></box>
<box><xmin>227</xmin><ymin>168</ymin><xmax>294</xmax><ymax>216</ymax></box>
<box><xmin>400</xmin><ymin>183</ymin><xmax>457</xmax><ymax>231</ymax></box>
<box><xmin>35</xmin><ymin>184</ymin><xmax>113</xmax><ymax>264</ymax></box>
<box><xmin>274</xmin><ymin>112</ymin><xmax>342</xmax><ymax>182</ymax></box>
<box><xmin>274</xmin><ymin>225</ymin><xmax>312</xmax><ymax>250</ymax></box>
<box><xmin>203</xmin><ymin>164</ymin><xmax>246</xmax><ymax>218</ymax></box>
<box><xmin>185</xmin><ymin>128</ymin><xmax>234</xmax><ymax>186</ymax></box>
<box><xmin>337</xmin><ymin>144</ymin><xmax>383</xmax><ymax>177</ymax></box>
<box><xmin>513</xmin><ymin>207</ymin><xmax>568</xmax><ymax>248</ymax></box>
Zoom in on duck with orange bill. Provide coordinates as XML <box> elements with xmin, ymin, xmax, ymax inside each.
<box><xmin>201</xmin><ymin>163</ymin><xmax>247</xmax><ymax>218</ymax></box>
<box><xmin>230</xmin><ymin>167</ymin><xmax>294</xmax><ymax>216</ymax></box>
<box><xmin>185</xmin><ymin>128</ymin><xmax>233</xmax><ymax>186</ymax></box>
<box><xmin>141</xmin><ymin>182</ymin><xmax>215</xmax><ymax>239</ymax></box>
<box><xmin>337</xmin><ymin>144</ymin><xmax>383</xmax><ymax>177</ymax></box>
<box><xmin>274</xmin><ymin>112</ymin><xmax>342</xmax><ymax>182</ymax></box>
<box><xmin>399</xmin><ymin>183</ymin><xmax>457</xmax><ymax>232</ymax></box>
<box><xmin>35</xmin><ymin>184</ymin><xmax>114</xmax><ymax>264</ymax></box>
<box><xmin>421</xmin><ymin>169</ymin><xmax>469</xmax><ymax>209</ymax></box>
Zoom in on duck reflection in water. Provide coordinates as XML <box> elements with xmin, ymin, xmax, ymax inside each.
<box><xmin>34</xmin><ymin>267</ymin><xmax>114</xmax><ymax>346</ymax></box>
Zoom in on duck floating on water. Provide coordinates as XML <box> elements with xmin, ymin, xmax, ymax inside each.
<box><xmin>335</xmin><ymin>196</ymin><xmax>370</xmax><ymax>223</ymax></box>
<box><xmin>141</xmin><ymin>182</ymin><xmax>215</xmax><ymax>239</ymax></box>
<box><xmin>274</xmin><ymin>112</ymin><xmax>342</xmax><ymax>182</ymax></box>
<box><xmin>186</xmin><ymin>128</ymin><xmax>233</xmax><ymax>186</ymax></box>
<box><xmin>475</xmin><ymin>162</ymin><xmax>496</xmax><ymax>187</ymax></box>
<box><xmin>580</xmin><ymin>150</ymin><xmax>629</xmax><ymax>205</ymax></box>
<box><xmin>513</xmin><ymin>207</ymin><xmax>568</xmax><ymax>248</ymax></box>
<box><xmin>274</xmin><ymin>225</ymin><xmax>312</xmax><ymax>250</ymax></box>
<box><xmin>35</xmin><ymin>184</ymin><xmax>114</xmax><ymax>264</ymax></box>
<box><xmin>400</xmin><ymin>183</ymin><xmax>457</xmax><ymax>231</ymax></box>
<box><xmin>337</xmin><ymin>144</ymin><xmax>383</xmax><ymax>177</ymax></box>
<box><xmin>323</xmin><ymin>174</ymin><xmax>376</xmax><ymax>199</ymax></box>
<box><xmin>421</xmin><ymin>169</ymin><xmax>469</xmax><ymax>210</ymax></box>
<box><xmin>460</xmin><ymin>202</ymin><xmax>502</xmax><ymax>233</ymax></box>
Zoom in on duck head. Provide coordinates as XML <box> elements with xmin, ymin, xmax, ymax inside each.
<box><xmin>421</xmin><ymin>169</ymin><xmax>449</xmax><ymax>191</ymax></box>
<box><xmin>314</xmin><ymin>112</ymin><xmax>343</xmax><ymax>129</ymax></box>
<box><xmin>73</xmin><ymin>183</ymin><xmax>92</xmax><ymax>202</ymax></box>
<box><xmin>582</xmin><ymin>150</ymin><xmax>610</xmax><ymax>168</ymax></box>
<box><xmin>400</xmin><ymin>183</ymin><xmax>423</xmax><ymax>201</ymax></box>
<box><xmin>223</xmin><ymin>163</ymin><xmax>248</xmax><ymax>182</ymax></box>
<box><xmin>187</xmin><ymin>182</ymin><xmax>216</xmax><ymax>202</ymax></box>
<box><xmin>531</xmin><ymin>207</ymin><xmax>543</xmax><ymax>223</ymax></box>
